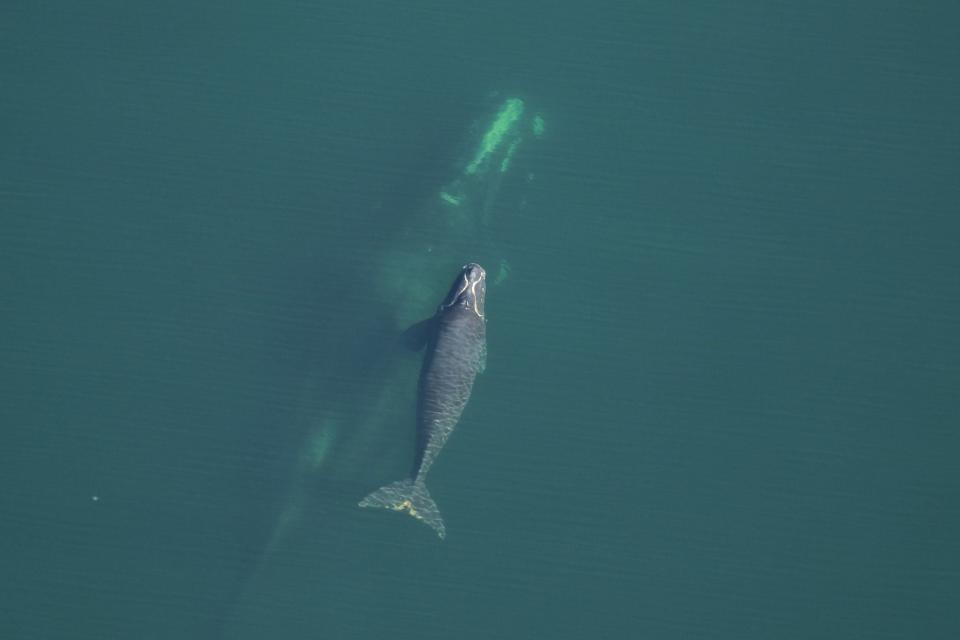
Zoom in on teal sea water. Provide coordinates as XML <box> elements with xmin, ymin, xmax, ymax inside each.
<box><xmin>2</xmin><ymin>1</ymin><xmax>959</xmax><ymax>638</ymax></box>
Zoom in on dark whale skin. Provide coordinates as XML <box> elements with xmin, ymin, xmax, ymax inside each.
<box><xmin>359</xmin><ymin>263</ymin><xmax>487</xmax><ymax>539</ymax></box>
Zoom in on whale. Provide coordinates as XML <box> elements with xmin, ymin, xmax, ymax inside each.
<box><xmin>224</xmin><ymin>96</ymin><xmax>544</xmax><ymax>634</ymax></box>
<box><xmin>359</xmin><ymin>263</ymin><xmax>487</xmax><ymax>539</ymax></box>
<box><xmin>266</xmin><ymin>96</ymin><xmax>541</xmax><ymax>540</ymax></box>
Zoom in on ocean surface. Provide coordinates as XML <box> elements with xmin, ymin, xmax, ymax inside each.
<box><xmin>2</xmin><ymin>1</ymin><xmax>958</xmax><ymax>638</ymax></box>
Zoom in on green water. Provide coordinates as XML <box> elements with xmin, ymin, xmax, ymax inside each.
<box><xmin>3</xmin><ymin>1</ymin><xmax>959</xmax><ymax>638</ymax></box>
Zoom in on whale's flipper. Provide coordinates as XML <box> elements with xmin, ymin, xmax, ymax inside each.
<box><xmin>359</xmin><ymin>478</ymin><xmax>445</xmax><ymax>539</ymax></box>
<box><xmin>400</xmin><ymin>317</ymin><xmax>435</xmax><ymax>351</ymax></box>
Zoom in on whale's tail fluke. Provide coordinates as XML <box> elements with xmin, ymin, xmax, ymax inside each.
<box><xmin>359</xmin><ymin>478</ymin><xmax>445</xmax><ymax>539</ymax></box>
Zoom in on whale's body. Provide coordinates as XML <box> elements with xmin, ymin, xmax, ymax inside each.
<box><xmin>359</xmin><ymin>264</ymin><xmax>487</xmax><ymax>539</ymax></box>
<box><xmin>226</xmin><ymin>97</ymin><xmax>543</xmax><ymax>632</ymax></box>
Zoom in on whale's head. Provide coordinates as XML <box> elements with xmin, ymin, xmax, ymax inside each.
<box><xmin>440</xmin><ymin>263</ymin><xmax>486</xmax><ymax>319</ymax></box>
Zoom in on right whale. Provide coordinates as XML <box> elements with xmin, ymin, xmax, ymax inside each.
<box><xmin>359</xmin><ymin>263</ymin><xmax>488</xmax><ymax>539</ymax></box>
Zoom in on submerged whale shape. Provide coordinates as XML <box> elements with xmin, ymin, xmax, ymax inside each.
<box><xmin>359</xmin><ymin>263</ymin><xmax>488</xmax><ymax>539</ymax></box>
